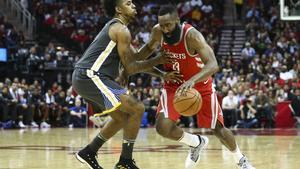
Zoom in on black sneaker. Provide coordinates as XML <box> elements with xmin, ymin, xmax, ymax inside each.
<box><xmin>75</xmin><ymin>146</ymin><xmax>103</xmax><ymax>169</ymax></box>
<box><xmin>114</xmin><ymin>158</ymin><xmax>139</xmax><ymax>169</ymax></box>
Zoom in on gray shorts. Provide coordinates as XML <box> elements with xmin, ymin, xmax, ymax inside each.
<box><xmin>72</xmin><ymin>68</ymin><xmax>127</xmax><ymax>115</ymax></box>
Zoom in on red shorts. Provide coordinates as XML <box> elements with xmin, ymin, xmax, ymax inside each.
<box><xmin>157</xmin><ymin>88</ymin><xmax>224</xmax><ymax>129</ymax></box>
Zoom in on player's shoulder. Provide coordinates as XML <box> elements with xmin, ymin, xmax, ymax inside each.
<box><xmin>152</xmin><ymin>24</ymin><xmax>163</xmax><ymax>35</ymax></box>
<box><xmin>110</xmin><ymin>22</ymin><xmax>130</xmax><ymax>34</ymax></box>
<box><xmin>153</xmin><ymin>24</ymin><xmax>161</xmax><ymax>30</ymax></box>
<box><xmin>109</xmin><ymin>22</ymin><xmax>131</xmax><ymax>41</ymax></box>
<box><xmin>186</xmin><ymin>27</ymin><xmax>205</xmax><ymax>43</ymax></box>
<box><xmin>186</xmin><ymin>27</ymin><xmax>201</xmax><ymax>39</ymax></box>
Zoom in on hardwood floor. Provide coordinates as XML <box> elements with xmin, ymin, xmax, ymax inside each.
<box><xmin>0</xmin><ymin>128</ymin><xmax>299</xmax><ymax>169</ymax></box>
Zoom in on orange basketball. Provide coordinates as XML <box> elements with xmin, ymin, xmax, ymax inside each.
<box><xmin>173</xmin><ymin>88</ymin><xmax>202</xmax><ymax>117</ymax></box>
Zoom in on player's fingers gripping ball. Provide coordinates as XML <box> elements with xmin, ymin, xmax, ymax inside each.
<box><xmin>173</xmin><ymin>88</ymin><xmax>202</xmax><ymax>116</ymax></box>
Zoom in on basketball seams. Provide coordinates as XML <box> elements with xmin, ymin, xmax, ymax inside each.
<box><xmin>173</xmin><ymin>92</ymin><xmax>198</xmax><ymax>103</ymax></box>
<box><xmin>192</xmin><ymin>91</ymin><xmax>202</xmax><ymax>115</ymax></box>
<box><xmin>179</xmin><ymin>93</ymin><xmax>200</xmax><ymax>115</ymax></box>
<box><xmin>173</xmin><ymin>88</ymin><xmax>202</xmax><ymax>116</ymax></box>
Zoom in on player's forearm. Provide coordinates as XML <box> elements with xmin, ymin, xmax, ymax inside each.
<box><xmin>145</xmin><ymin>67</ymin><xmax>165</xmax><ymax>78</ymax></box>
<box><xmin>135</xmin><ymin>44</ymin><xmax>155</xmax><ymax>60</ymax></box>
<box><xmin>191</xmin><ymin>61</ymin><xmax>219</xmax><ymax>83</ymax></box>
<box><xmin>126</xmin><ymin>56</ymin><xmax>162</xmax><ymax>75</ymax></box>
<box><xmin>191</xmin><ymin>47</ymin><xmax>219</xmax><ymax>83</ymax></box>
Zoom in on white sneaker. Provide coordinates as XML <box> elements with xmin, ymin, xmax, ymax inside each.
<box><xmin>40</xmin><ymin>121</ymin><xmax>51</xmax><ymax>128</ymax></box>
<box><xmin>18</xmin><ymin>121</ymin><xmax>27</xmax><ymax>128</ymax></box>
<box><xmin>237</xmin><ymin>155</ymin><xmax>255</xmax><ymax>169</ymax></box>
<box><xmin>185</xmin><ymin>135</ymin><xmax>209</xmax><ymax>169</ymax></box>
<box><xmin>31</xmin><ymin>121</ymin><xmax>39</xmax><ymax>128</ymax></box>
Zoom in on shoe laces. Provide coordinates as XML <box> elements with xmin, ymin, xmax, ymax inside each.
<box><xmin>238</xmin><ymin>157</ymin><xmax>252</xmax><ymax>169</ymax></box>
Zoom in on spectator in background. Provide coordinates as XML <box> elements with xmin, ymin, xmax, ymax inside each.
<box><xmin>71</xmin><ymin>29</ymin><xmax>90</xmax><ymax>52</ymax></box>
<box><xmin>69</xmin><ymin>99</ymin><xmax>87</xmax><ymax>128</ymax></box>
<box><xmin>255</xmin><ymin>90</ymin><xmax>274</xmax><ymax>128</ymax></box>
<box><xmin>44</xmin><ymin>89</ymin><xmax>56</xmax><ymax>128</ymax></box>
<box><xmin>289</xmin><ymin>88</ymin><xmax>300</xmax><ymax>126</ymax></box>
<box><xmin>28</xmin><ymin>88</ymin><xmax>49</xmax><ymax>127</ymax></box>
<box><xmin>234</xmin><ymin>0</ymin><xmax>243</xmax><ymax>20</ymax></box>
<box><xmin>241</xmin><ymin>42</ymin><xmax>256</xmax><ymax>64</ymax></box>
<box><xmin>9</xmin><ymin>82</ymin><xmax>27</xmax><ymax>128</ymax></box>
<box><xmin>222</xmin><ymin>90</ymin><xmax>239</xmax><ymax>128</ymax></box>
<box><xmin>55</xmin><ymin>91</ymin><xmax>69</xmax><ymax>126</ymax></box>
<box><xmin>246</xmin><ymin>6</ymin><xmax>260</xmax><ymax>19</ymax></box>
<box><xmin>237</xmin><ymin>97</ymin><xmax>258</xmax><ymax>128</ymax></box>
<box><xmin>136</xmin><ymin>28</ymin><xmax>150</xmax><ymax>44</ymax></box>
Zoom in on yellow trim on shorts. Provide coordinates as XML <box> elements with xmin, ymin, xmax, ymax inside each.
<box><xmin>93</xmin><ymin>102</ymin><xmax>122</xmax><ymax>117</ymax></box>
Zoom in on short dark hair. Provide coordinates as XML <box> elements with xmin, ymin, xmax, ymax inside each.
<box><xmin>158</xmin><ymin>4</ymin><xmax>177</xmax><ymax>16</ymax></box>
<box><xmin>103</xmin><ymin>0</ymin><xmax>121</xmax><ymax>17</ymax></box>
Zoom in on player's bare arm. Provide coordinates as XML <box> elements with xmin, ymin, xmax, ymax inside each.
<box><xmin>177</xmin><ymin>28</ymin><xmax>219</xmax><ymax>94</ymax></box>
<box><xmin>134</xmin><ymin>24</ymin><xmax>162</xmax><ymax>60</ymax></box>
<box><xmin>109</xmin><ymin>23</ymin><xmax>168</xmax><ymax>75</ymax></box>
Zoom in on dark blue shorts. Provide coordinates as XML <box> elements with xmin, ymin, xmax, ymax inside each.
<box><xmin>72</xmin><ymin>68</ymin><xmax>127</xmax><ymax>116</ymax></box>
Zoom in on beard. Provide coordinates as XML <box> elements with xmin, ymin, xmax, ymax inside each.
<box><xmin>162</xmin><ymin>24</ymin><xmax>182</xmax><ymax>45</ymax></box>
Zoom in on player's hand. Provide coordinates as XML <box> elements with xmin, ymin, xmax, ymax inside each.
<box><xmin>156</xmin><ymin>50</ymin><xmax>174</xmax><ymax>65</ymax></box>
<box><xmin>163</xmin><ymin>71</ymin><xmax>183</xmax><ymax>84</ymax></box>
<box><xmin>176</xmin><ymin>79</ymin><xmax>195</xmax><ymax>95</ymax></box>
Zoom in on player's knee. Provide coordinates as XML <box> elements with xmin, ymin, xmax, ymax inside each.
<box><xmin>132</xmin><ymin>101</ymin><xmax>145</xmax><ymax>117</ymax></box>
<box><xmin>137</xmin><ymin>102</ymin><xmax>145</xmax><ymax>114</ymax></box>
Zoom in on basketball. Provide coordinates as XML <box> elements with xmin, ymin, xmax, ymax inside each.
<box><xmin>173</xmin><ymin>88</ymin><xmax>202</xmax><ymax>116</ymax></box>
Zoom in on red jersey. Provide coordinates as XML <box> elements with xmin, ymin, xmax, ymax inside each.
<box><xmin>162</xmin><ymin>23</ymin><xmax>213</xmax><ymax>95</ymax></box>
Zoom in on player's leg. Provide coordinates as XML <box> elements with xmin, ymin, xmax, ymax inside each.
<box><xmin>73</xmin><ymin>69</ymin><xmax>128</xmax><ymax>169</ymax></box>
<box><xmin>113</xmin><ymin>94</ymin><xmax>145</xmax><ymax>169</ymax></box>
<box><xmin>213</xmin><ymin>120</ymin><xmax>255</xmax><ymax>169</ymax></box>
<box><xmin>155</xmin><ymin>89</ymin><xmax>208</xmax><ymax>169</ymax></box>
<box><xmin>80</xmin><ymin>77</ymin><xmax>145</xmax><ymax>168</ymax></box>
<box><xmin>199</xmin><ymin>92</ymin><xmax>255</xmax><ymax>169</ymax></box>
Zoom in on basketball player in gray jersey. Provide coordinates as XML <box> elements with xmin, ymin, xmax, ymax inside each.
<box><xmin>72</xmin><ymin>0</ymin><xmax>173</xmax><ymax>168</ymax></box>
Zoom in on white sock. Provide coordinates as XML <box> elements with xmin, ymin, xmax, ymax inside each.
<box><xmin>178</xmin><ymin>132</ymin><xmax>200</xmax><ymax>147</ymax></box>
<box><xmin>231</xmin><ymin>144</ymin><xmax>244</xmax><ymax>163</ymax></box>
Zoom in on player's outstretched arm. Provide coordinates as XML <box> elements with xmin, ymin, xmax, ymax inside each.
<box><xmin>144</xmin><ymin>67</ymin><xmax>183</xmax><ymax>84</ymax></box>
<box><xmin>112</xmin><ymin>24</ymin><xmax>168</xmax><ymax>75</ymax></box>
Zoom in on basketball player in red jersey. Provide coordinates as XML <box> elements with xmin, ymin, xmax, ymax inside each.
<box><xmin>132</xmin><ymin>5</ymin><xmax>255</xmax><ymax>169</ymax></box>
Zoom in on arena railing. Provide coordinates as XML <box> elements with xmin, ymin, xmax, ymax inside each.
<box><xmin>3</xmin><ymin>0</ymin><xmax>36</xmax><ymax>39</ymax></box>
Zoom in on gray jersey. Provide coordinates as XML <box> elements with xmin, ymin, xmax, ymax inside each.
<box><xmin>75</xmin><ymin>19</ymin><xmax>122</xmax><ymax>80</ymax></box>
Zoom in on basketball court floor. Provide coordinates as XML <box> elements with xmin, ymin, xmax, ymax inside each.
<box><xmin>0</xmin><ymin>128</ymin><xmax>299</xmax><ymax>169</ymax></box>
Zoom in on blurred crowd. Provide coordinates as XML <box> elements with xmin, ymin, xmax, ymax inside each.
<box><xmin>0</xmin><ymin>14</ymin><xmax>26</xmax><ymax>53</ymax></box>
<box><xmin>215</xmin><ymin>0</ymin><xmax>300</xmax><ymax>128</ymax></box>
<box><xmin>0</xmin><ymin>77</ymin><xmax>90</xmax><ymax>129</ymax></box>
<box><xmin>0</xmin><ymin>0</ymin><xmax>299</xmax><ymax>129</ymax></box>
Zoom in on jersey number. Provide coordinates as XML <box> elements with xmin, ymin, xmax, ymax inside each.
<box><xmin>172</xmin><ymin>61</ymin><xmax>180</xmax><ymax>72</ymax></box>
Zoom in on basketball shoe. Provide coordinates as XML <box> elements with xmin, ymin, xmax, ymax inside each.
<box><xmin>185</xmin><ymin>135</ymin><xmax>209</xmax><ymax>169</ymax></box>
<box><xmin>89</xmin><ymin>115</ymin><xmax>110</xmax><ymax>127</ymax></box>
<box><xmin>237</xmin><ymin>155</ymin><xmax>255</xmax><ymax>169</ymax></box>
<box><xmin>114</xmin><ymin>158</ymin><xmax>139</xmax><ymax>169</ymax></box>
<box><xmin>75</xmin><ymin>146</ymin><xmax>103</xmax><ymax>169</ymax></box>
